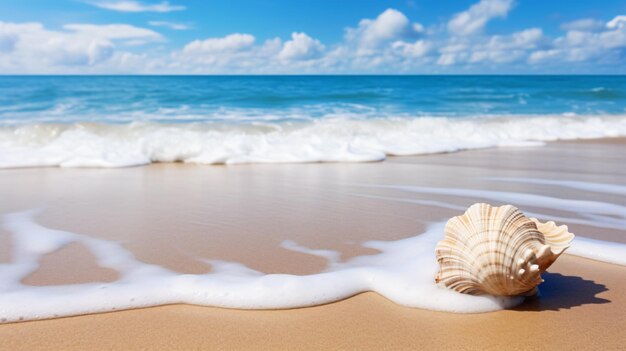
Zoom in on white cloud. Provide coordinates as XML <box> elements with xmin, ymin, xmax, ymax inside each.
<box><xmin>174</xmin><ymin>34</ymin><xmax>270</xmax><ymax>71</ymax></box>
<box><xmin>345</xmin><ymin>8</ymin><xmax>423</xmax><ymax>55</ymax></box>
<box><xmin>279</xmin><ymin>32</ymin><xmax>324</xmax><ymax>61</ymax></box>
<box><xmin>470</xmin><ymin>28</ymin><xmax>543</xmax><ymax>63</ymax></box>
<box><xmin>562</xmin><ymin>24</ymin><xmax>626</xmax><ymax>50</ymax></box>
<box><xmin>486</xmin><ymin>28</ymin><xmax>543</xmax><ymax>50</ymax></box>
<box><xmin>529</xmin><ymin>16</ymin><xmax>626</xmax><ymax>65</ymax></box>
<box><xmin>412</xmin><ymin>23</ymin><xmax>425</xmax><ymax>33</ymax></box>
<box><xmin>0</xmin><ymin>23</ymin><xmax>19</xmax><ymax>52</ymax></box>
<box><xmin>0</xmin><ymin>21</ymin><xmax>165</xmax><ymax>72</ymax></box>
<box><xmin>436</xmin><ymin>55</ymin><xmax>454</xmax><ymax>66</ymax></box>
<box><xmin>148</xmin><ymin>21</ymin><xmax>191</xmax><ymax>30</ymax></box>
<box><xmin>448</xmin><ymin>0</ymin><xmax>514</xmax><ymax>36</ymax></box>
<box><xmin>354</xmin><ymin>9</ymin><xmax>409</xmax><ymax>48</ymax></box>
<box><xmin>7</xmin><ymin>23</ymin><xmax>115</xmax><ymax>68</ymax></box>
<box><xmin>175</xmin><ymin>32</ymin><xmax>326</xmax><ymax>72</ymax></box>
<box><xmin>434</xmin><ymin>27</ymin><xmax>543</xmax><ymax>66</ymax></box>
<box><xmin>600</xmin><ymin>27</ymin><xmax>626</xmax><ymax>49</ymax></box>
<box><xmin>560</xmin><ymin>18</ymin><xmax>605</xmax><ymax>32</ymax></box>
<box><xmin>560</xmin><ymin>30</ymin><xmax>593</xmax><ymax>47</ymax></box>
<box><xmin>46</xmin><ymin>38</ymin><xmax>115</xmax><ymax>66</ymax></box>
<box><xmin>391</xmin><ymin>40</ymin><xmax>431</xmax><ymax>57</ymax></box>
<box><xmin>63</xmin><ymin>24</ymin><xmax>163</xmax><ymax>42</ymax></box>
<box><xmin>607</xmin><ymin>15</ymin><xmax>626</xmax><ymax>29</ymax></box>
<box><xmin>528</xmin><ymin>49</ymin><xmax>560</xmax><ymax>63</ymax></box>
<box><xmin>87</xmin><ymin>1</ymin><xmax>185</xmax><ymax>13</ymax></box>
<box><xmin>436</xmin><ymin>42</ymin><xmax>466</xmax><ymax>66</ymax></box>
<box><xmin>182</xmin><ymin>34</ymin><xmax>255</xmax><ymax>55</ymax></box>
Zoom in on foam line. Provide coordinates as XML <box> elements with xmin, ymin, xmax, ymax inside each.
<box><xmin>1</xmin><ymin>114</ymin><xmax>626</xmax><ymax>168</ymax></box>
<box><xmin>0</xmin><ymin>210</ymin><xmax>521</xmax><ymax>323</ymax></box>
<box><xmin>353</xmin><ymin>184</ymin><xmax>626</xmax><ymax>265</ymax></box>
<box><xmin>352</xmin><ymin>192</ymin><xmax>626</xmax><ymax>231</ymax></box>
<box><xmin>362</xmin><ymin>185</ymin><xmax>626</xmax><ymax>221</ymax></box>
<box><xmin>568</xmin><ymin>237</ymin><xmax>626</xmax><ymax>266</ymax></box>
<box><xmin>485</xmin><ymin>177</ymin><xmax>626</xmax><ymax>196</ymax></box>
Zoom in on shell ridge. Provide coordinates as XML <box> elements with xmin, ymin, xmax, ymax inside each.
<box><xmin>435</xmin><ymin>203</ymin><xmax>575</xmax><ymax>296</ymax></box>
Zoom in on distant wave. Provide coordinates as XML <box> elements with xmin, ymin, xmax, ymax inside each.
<box><xmin>1</xmin><ymin>114</ymin><xmax>626</xmax><ymax>168</ymax></box>
<box><xmin>3</xmin><ymin>76</ymin><xmax>626</xmax><ymax>123</ymax></box>
<box><xmin>585</xmin><ymin>87</ymin><xmax>622</xmax><ymax>99</ymax></box>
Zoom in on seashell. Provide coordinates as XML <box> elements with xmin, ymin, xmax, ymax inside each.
<box><xmin>435</xmin><ymin>203</ymin><xmax>574</xmax><ymax>296</ymax></box>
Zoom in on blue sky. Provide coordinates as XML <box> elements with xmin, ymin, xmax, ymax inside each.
<box><xmin>1</xmin><ymin>0</ymin><xmax>625</xmax><ymax>74</ymax></box>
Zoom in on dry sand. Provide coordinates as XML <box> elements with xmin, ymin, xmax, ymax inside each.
<box><xmin>0</xmin><ymin>138</ymin><xmax>625</xmax><ymax>350</ymax></box>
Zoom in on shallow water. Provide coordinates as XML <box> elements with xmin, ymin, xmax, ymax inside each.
<box><xmin>1</xmin><ymin>176</ymin><xmax>625</xmax><ymax>323</ymax></box>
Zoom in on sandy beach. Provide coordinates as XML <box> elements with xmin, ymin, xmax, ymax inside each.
<box><xmin>1</xmin><ymin>138</ymin><xmax>625</xmax><ymax>350</ymax></box>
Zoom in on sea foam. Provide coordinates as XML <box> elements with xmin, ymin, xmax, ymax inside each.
<box><xmin>0</xmin><ymin>209</ymin><xmax>521</xmax><ymax>323</ymax></box>
<box><xmin>1</xmin><ymin>114</ymin><xmax>626</xmax><ymax>168</ymax></box>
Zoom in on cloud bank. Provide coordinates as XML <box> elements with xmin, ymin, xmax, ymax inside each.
<box><xmin>87</xmin><ymin>1</ymin><xmax>185</xmax><ymax>13</ymax></box>
<box><xmin>1</xmin><ymin>0</ymin><xmax>625</xmax><ymax>74</ymax></box>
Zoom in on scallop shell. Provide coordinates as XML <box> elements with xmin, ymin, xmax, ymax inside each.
<box><xmin>435</xmin><ymin>203</ymin><xmax>574</xmax><ymax>296</ymax></box>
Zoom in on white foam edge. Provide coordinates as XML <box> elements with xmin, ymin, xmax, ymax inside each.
<box><xmin>352</xmin><ymin>183</ymin><xmax>626</xmax><ymax>266</ymax></box>
<box><xmin>0</xmin><ymin>209</ymin><xmax>521</xmax><ymax>324</ymax></box>
<box><xmin>1</xmin><ymin>114</ymin><xmax>626</xmax><ymax>168</ymax></box>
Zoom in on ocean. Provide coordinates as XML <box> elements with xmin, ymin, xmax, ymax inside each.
<box><xmin>1</xmin><ymin>75</ymin><xmax>626</xmax><ymax>167</ymax></box>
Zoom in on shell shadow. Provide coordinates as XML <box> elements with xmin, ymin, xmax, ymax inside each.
<box><xmin>514</xmin><ymin>272</ymin><xmax>610</xmax><ymax>311</ymax></box>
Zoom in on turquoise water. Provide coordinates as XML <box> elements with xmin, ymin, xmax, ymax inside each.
<box><xmin>1</xmin><ymin>75</ymin><xmax>625</xmax><ymax>124</ymax></box>
<box><xmin>1</xmin><ymin>75</ymin><xmax>626</xmax><ymax>167</ymax></box>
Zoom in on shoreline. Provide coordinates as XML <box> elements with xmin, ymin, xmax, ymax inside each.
<box><xmin>0</xmin><ymin>254</ymin><xmax>623</xmax><ymax>350</ymax></box>
<box><xmin>0</xmin><ymin>137</ymin><xmax>625</xmax><ymax>349</ymax></box>
<box><xmin>2</xmin><ymin>254</ymin><xmax>624</xmax><ymax>350</ymax></box>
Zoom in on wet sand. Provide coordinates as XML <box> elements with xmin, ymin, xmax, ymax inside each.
<box><xmin>1</xmin><ymin>138</ymin><xmax>625</xmax><ymax>350</ymax></box>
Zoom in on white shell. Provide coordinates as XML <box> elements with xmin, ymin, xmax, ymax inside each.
<box><xmin>435</xmin><ymin>203</ymin><xmax>574</xmax><ymax>296</ymax></box>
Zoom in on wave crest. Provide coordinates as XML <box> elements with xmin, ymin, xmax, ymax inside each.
<box><xmin>1</xmin><ymin>115</ymin><xmax>626</xmax><ymax>168</ymax></box>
